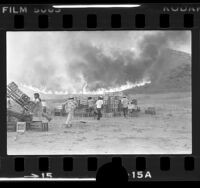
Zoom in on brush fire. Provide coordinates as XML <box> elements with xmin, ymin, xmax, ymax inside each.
<box><xmin>6</xmin><ymin>31</ymin><xmax>192</xmax><ymax>155</ymax></box>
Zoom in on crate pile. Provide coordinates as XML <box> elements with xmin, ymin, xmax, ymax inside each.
<box><xmin>7</xmin><ymin>82</ymin><xmax>35</xmax><ymax>112</ymax></box>
<box><xmin>7</xmin><ymin>82</ymin><xmax>49</xmax><ymax>132</ymax></box>
<box><xmin>71</xmin><ymin>94</ymin><xmax>124</xmax><ymax>117</ymax></box>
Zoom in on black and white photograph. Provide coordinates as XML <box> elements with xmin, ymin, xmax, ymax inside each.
<box><xmin>6</xmin><ymin>31</ymin><xmax>192</xmax><ymax>155</ymax></box>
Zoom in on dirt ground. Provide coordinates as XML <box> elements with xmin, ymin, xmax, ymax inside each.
<box><xmin>7</xmin><ymin>92</ymin><xmax>192</xmax><ymax>155</ymax></box>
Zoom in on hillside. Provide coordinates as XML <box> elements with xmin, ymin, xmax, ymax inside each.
<box><xmin>124</xmin><ymin>49</ymin><xmax>191</xmax><ymax>94</ymax></box>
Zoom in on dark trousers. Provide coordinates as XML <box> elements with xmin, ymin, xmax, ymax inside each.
<box><xmin>97</xmin><ymin>108</ymin><xmax>102</xmax><ymax>120</ymax></box>
<box><xmin>123</xmin><ymin>107</ymin><xmax>128</xmax><ymax>117</ymax></box>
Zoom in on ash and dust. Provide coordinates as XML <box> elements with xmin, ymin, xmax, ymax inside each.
<box><xmin>7</xmin><ymin>31</ymin><xmax>192</xmax><ymax>155</ymax></box>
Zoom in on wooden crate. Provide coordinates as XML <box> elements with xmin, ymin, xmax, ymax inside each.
<box><xmin>74</xmin><ymin>112</ymin><xmax>89</xmax><ymax>117</ymax></box>
<box><xmin>28</xmin><ymin>121</ymin><xmax>48</xmax><ymax>131</ymax></box>
<box><xmin>54</xmin><ymin>111</ymin><xmax>62</xmax><ymax>116</ymax></box>
<box><xmin>16</xmin><ymin>122</ymin><xmax>26</xmax><ymax>133</ymax></box>
<box><xmin>113</xmin><ymin>112</ymin><xmax>121</xmax><ymax>117</ymax></box>
<box><xmin>7</xmin><ymin>121</ymin><xmax>16</xmax><ymax>132</ymax></box>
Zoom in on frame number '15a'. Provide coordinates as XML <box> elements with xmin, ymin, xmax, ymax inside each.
<box><xmin>130</xmin><ymin>171</ymin><xmax>152</xmax><ymax>179</ymax></box>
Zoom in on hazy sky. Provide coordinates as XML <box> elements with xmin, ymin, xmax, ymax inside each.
<box><xmin>7</xmin><ymin>31</ymin><xmax>191</xmax><ymax>93</ymax></box>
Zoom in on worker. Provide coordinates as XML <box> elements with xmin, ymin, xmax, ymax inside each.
<box><xmin>95</xmin><ymin>96</ymin><xmax>104</xmax><ymax>120</ymax></box>
<box><xmin>132</xmin><ymin>99</ymin><xmax>140</xmax><ymax>112</ymax></box>
<box><xmin>87</xmin><ymin>97</ymin><xmax>94</xmax><ymax>117</ymax></box>
<box><xmin>64</xmin><ymin>97</ymin><xmax>77</xmax><ymax>128</ymax></box>
<box><xmin>33</xmin><ymin>93</ymin><xmax>43</xmax><ymax>118</ymax></box>
<box><xmin>33</xmin><ymin>93</ymin><xmax>52</xmax><ymax>122</ymax></box>
<box><xmin>121</xmin><ymin>96</ymin><xmax>129</xmax><ymax>117</ymax></box>
<box><xmin>128</xmin><ymin>101</ymin><xmax>134</xmax><ymax>115</ymax></box>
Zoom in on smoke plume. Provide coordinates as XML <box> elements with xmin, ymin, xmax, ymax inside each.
<box><xmin>7</xmin><ymin>31</ymin><xmax>191</xmax><ymax>94</ymax></box>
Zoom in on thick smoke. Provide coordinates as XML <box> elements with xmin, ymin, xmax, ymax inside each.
<box><xmin>67</xmin><ymin>31</ymin><xmax>191</xmax><ymax>91</ymax></box>
<box><xmin>68</xmin><ymin>43</ymin><xmax>152</xmax><ymax>90</ymax></box>
<box><xmin>7</xmin><ymin>31</ymin><xmax>191</xmax><ymax>93</ymax></box>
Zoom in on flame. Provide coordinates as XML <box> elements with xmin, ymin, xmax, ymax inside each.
<box><xmin>82</xmin><ymin>79</ymin><xmax>151</xmax><ymax>95</ymax></box>
<box><xmin>19</xmin><ymin>84</ymin><xmax>55</xmax><ymax>95</ymax></box>
<box><xmin>19</xmin><ymin>79</ymin><xmax>151</xmax><ymax>95</ymax></box>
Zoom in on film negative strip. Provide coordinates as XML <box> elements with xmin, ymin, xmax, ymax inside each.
<box><xmin>0</xmin><ymin>2</ymin><xmax>200</xmax><ymax>183</ymax></box>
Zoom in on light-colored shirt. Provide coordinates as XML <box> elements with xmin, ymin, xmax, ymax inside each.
<box><xmin>65</xmin><ymin>100</ymin><xmax>77</xmax><ymax>113</ymax></box>
<box><xmin>96</xmin><ymin>100</ymin><xmax>103</xmax><ymax>109</ymax></box>
<box><xmin>121</xmin><ymin>98</ymin><xmax>129</xmax><ymax>108</ymax></box>
<box><xmin>33</xmin><ymin>98</ymin><xmax>43</xmax><ymax>117</ymax></box>
<box><xmin>34</xmin><ymin>98</ymin><xmax>40</xmax><ymax>103</ymax></box>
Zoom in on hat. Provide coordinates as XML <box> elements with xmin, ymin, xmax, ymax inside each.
<box><xmin>99</xmin><ymin>96</ymin><xmax>103</xmax><ymax>99</ymax></box>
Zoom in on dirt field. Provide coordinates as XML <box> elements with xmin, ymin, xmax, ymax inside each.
<box><xmin>7</xmin><ymin>92</ymin><xmax>192</xmax><ymax>155</ymax></box>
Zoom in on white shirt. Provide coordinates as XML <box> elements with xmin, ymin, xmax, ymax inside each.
<box><xmin>34</xmin><ymin>98</ymin><xmax>40</xmax><ymax>103</ymax></box>
<box><xmin>121</xmin><ymin>98</ymin><xmax>129</xmax><ymax>108</ymax></box>
<box><xmin>96</xmin><ymin>100</ymin><xmax>103</xmax><ymax>109</ymax></box>
<box><xmin>65</xmin><ymin>100</ymin><xmax>77</xmax><ymax>112</ymax></box>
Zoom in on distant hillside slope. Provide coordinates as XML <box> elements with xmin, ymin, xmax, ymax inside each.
<box><xmin>124</xmin><ymin>49</ymin><xmax>191</xmax><ymax>94</ymax></box>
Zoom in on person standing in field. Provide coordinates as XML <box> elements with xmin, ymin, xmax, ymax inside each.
<box><xmin>121</xmin><ymin>96</ymin><xmax>129</xmax><ymax>117</ymax></box>
<box><xmin>33</xmin><ymin>93</ymin><xmax>52</xmax><ymax>122</ymax></box>
<box><xmin>95</xmin><ymin>96</ymin><xmax>104</xmax><ymax>120</ymax></box>
<box><xmin>128</xmin><ymin>100</ymin><xmax>134</xmax><ymax>115</ymax></box>
<box><xmin>87</xmin><ymin>97</ymin><xmax>94</xmax><ymax>117</ymax></box>
<box><xmin>64</xmin><ymin>97</ymin><xmax>77</xmax><ymax>128</ymax></box>
<box><xmin>33</xmin><ymin>93</ymin><xmax>43</xmax><ymax>119</ymax></box>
